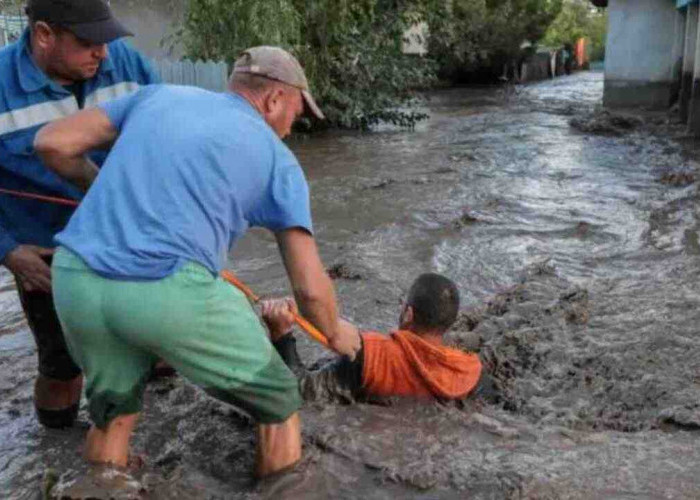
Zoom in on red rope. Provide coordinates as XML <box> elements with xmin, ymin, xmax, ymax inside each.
<box><xmin>0</xmin><ymin>187</ymin><xmax>79</xmax><ymax>207</ymax></box>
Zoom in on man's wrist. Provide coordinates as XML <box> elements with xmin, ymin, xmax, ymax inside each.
<box><xmin>271</xmin><ymin>328</ymin><xmax>295</xmax><ymax>343</ymax></box>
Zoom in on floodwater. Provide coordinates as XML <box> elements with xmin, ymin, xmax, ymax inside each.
<box><xmin>3</xmin><ymin>71</ymin><xmax>700</xmax><ymax>498</ymax></box>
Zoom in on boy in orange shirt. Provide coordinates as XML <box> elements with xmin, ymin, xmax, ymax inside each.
<box><xmin>261</xmin><ymin>273</ymin><xmax>482</xmax><ymax>403</ymax></box>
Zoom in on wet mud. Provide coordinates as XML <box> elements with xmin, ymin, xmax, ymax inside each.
<box><xmin>4</xmin><ymin>72</ymin><xmax>700</xmax><ymax>498</ymax></box>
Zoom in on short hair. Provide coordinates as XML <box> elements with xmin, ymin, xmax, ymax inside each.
<box><xmin>406</xmin><ymin>273</ymin><xmax>460</xmax><ymax>333</ymax></box>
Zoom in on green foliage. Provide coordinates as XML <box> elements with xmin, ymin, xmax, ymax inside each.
<box><xmin>178</xmin><ymin>0</ymin><xmax>435</xmax><ymax>130</ymax></box>
<box><xmin>178</xmin><ymin>0</ymin><xmax>301</xmax><ymax>61</ymax></box>
<box><xmin>177</xmin><ymin>0</ymin><xmax>576</xmax><ymax>127</ymax></box>
<box><xmin>586</xmin><ymin>7</ymin><xmax>608</xmax><ymax>61</ymax></box>
<box><xmin>542</xmin><ymin>0</ymin><xmax>608</xmax><ymax>60</ymax></box>
<box><xmin>0</xmin><ymin>0</ymin><xmax>26</xmax><ymax>15</ymax></box>
<box><xmin>424</xmin><ymin>0</ymin><xmax>563</xmax><ymax>80</ymax></box>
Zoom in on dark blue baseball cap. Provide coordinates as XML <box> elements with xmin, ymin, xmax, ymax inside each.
<box><xmin>26</xmin><ymin>0</ymin><xmax>133</xmax><ymax>44</ymax></box>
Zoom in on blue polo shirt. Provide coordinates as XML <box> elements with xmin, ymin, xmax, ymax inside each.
<box><xmin>0</xmin><ymin>29</ymin><xmax>159</xmax><ymax>262</ymax></box>
<box><xmin>56</xmin><ymin>85</ymin><xmax>313</xmax><ymax>280</ymax></box>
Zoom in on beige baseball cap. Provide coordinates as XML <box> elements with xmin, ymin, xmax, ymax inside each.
<box><xmin>233</xmin><ymin>46</ymin><xmax>325</xmax><ymax>120</ymax></box>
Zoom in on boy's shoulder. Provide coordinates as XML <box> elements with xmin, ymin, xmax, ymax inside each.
<box><xmin>360</xmin><ymin>330</ymin><xmax>395</xmax><ymax>344</ymax></box>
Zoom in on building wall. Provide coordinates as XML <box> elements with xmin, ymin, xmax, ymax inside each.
<box><xmin>604</xmin><ymin>0</ymin><xmax>682</xmax><ymax>108</ymax></box>
<box><xmin>109</xmin><ymin>0</ymin><xmax>185</xmax><ymax>59</ymax></box>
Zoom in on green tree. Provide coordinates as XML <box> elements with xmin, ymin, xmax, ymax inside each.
<box><xmin>178</xmin><ymin>0</ymin><xmax>435</xmax><ymax>129</ymax></box>
<box><xmin>542</xmin><ymin>0</ymin><xmax>608</xmax><ymax>61</ymax></box>
<box><xmin>425</xmin><ymin>0</ymin><xmax>563</xmax><ymax>81</ymax></box>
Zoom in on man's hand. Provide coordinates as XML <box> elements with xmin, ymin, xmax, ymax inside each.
<box><xmin>260</xmin><ymin>297</ymin><xmax>297</xmax><ymax>342</ymax></box>
<box><xmin>3</xmin><ymin>245</ymin><xmax>54</xmax><ymax>293</ymax></box>
<box><xmin>330</xmin><ymin>318</ymin><xmax>362</xmax><ymax>359</ymax></box>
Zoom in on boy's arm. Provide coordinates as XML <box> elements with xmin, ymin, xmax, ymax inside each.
<box><xmin>273</xmin><ymin>333</ymin><xmax>365</xmax><ymax>404</ymax></box>
<box><xmin>261</xmin><ymin>299</ymin><xmax>364</xmax><ymax>403</ymax></box>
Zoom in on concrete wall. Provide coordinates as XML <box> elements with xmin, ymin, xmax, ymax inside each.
<box><xmin>680</xmin><ymin>5</ymin><xmax>697</xmax><ymax>122</ymax></box>
<box><xmin>604</xmin><ymin>0</ymin><xmax>683</xmax><ymax>108</ymax></box>
<box><xmin>110</xmin><ymin>0</ymin><xmax>185</xmax><ymax>60</ymax></box>
<box><xmin>688</xmin><ymin>4</ymin><xmax>700</xmax><ymax>134</ymax></box>
<box><xmin>672</xmin><ymin>3</ymin><xmax>688</xmax><ymax>103</ymax></box>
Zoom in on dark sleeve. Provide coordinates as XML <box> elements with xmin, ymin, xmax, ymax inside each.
<box><xmin>0</xmin><ymin>224</ymin><xmax>19</xmax><ymax>263</ymax></box>
<box><xmin>272</xmin><ymin>333</ymin><xmax>364</xmax><ymax>403</ymax></box>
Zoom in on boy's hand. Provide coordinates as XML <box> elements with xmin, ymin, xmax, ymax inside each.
<box><xmin>260</xmin><ymin>298</ymin><xmax>297</xmax><ymax>341</ymax></box>
<box><xmin>4</xmin><ymin>245</ymin><xmax>54</xmax><ymax>292</ymax></box>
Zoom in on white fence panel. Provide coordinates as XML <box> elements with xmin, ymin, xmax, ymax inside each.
<box><xmin>154</xmin><ymin>59</ymin><xmax>228</xmax><ymax>92</ymax></box>
<box><xmin>0</xmin><ymin>14</ymin><xmax>28</xmax><ymax>47</ymax></box>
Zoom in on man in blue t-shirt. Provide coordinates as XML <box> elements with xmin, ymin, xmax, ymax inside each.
<box><xmin>34</xmin><ymin>46</ymin><xmax>361</xmax><ymax>479</ymax></box>
<box><xmin>0</xmin><ymin>0</ymin><xmax>158</xmax><ymax>430</ymax></box>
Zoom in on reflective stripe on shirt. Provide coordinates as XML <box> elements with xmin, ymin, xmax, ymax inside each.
<box><xmin>85</xmin><ymin>82</ymin><xmax>140</xmax><ymax>108</ymax></box>
<box><xmin>0</xmin><ymin>96</ymin><xmax>78</xmax><ymax>136</ymax></box>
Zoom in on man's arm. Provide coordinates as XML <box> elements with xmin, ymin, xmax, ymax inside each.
<box><xmin>33</xmin><ymin>108</ymin><xmax>117</xmax><ymax>192</ymax></box>
<box><xmin>275</xmin><ymin>228</ymin><xmax>361</xmax><ymax>358</ymax></box>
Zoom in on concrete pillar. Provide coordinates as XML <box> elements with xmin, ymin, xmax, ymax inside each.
<box><xmin>680</xmin><ymin>6</ymin><xmax>697</xmax><ymax>123</ymax></box>
<box><xmin>604</xmin><ymin>0</ymin><xmax>682</xmax><ymax>109</ymax></box>
<box><xmin>688</xmin><ymin>8</ymin><xmax>700</xmax><ymax>135</ymax></box>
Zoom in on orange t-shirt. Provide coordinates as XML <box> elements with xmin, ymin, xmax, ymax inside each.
<box><xmin>361</xmin><ymin>330</ymin><xmax>482</xmax><ymax>399</ymax></box>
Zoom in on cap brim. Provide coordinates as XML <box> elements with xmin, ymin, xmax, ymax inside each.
<box><xmin>67</xmin><ymin>17</ymin><xmax>133</xmax><ymax>45</ymax></box>
<box><xmin>302</xmin><ymin>90</ymin><xmax>325</xmax><ymax>120</ymax></box>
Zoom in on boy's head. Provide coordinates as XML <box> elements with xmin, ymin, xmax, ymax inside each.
<box><xmin>399</xmin><ymin>273</ymin><xmax>460</xmax><ymax>335</ymax></box>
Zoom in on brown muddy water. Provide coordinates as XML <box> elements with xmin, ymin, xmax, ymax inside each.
<box><xmin>3</xmin><ymin>71</ymin><xmax>700</xmax><ymax>498</ymax></box>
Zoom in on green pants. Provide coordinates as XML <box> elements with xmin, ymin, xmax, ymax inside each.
<box><xmin>52</xmin><ymin>247</ymin><xmax>301</xmax><ymax>428</ymax></box>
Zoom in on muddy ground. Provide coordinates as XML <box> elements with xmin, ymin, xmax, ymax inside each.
<box><xmin>3</xmin><ymin>71</ymin><xmax>700</xmax><ymax>498</ymax></box>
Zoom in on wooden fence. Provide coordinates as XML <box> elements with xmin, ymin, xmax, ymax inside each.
<box><xmin>153</xmin><ymin>59</ymin><xmax>229</xmax><ymax>92</ymax></box>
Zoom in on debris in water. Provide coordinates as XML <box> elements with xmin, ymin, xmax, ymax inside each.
<box><xmin>327</xmin><ymin>263</ymin><xmax>363</xmax><ymax>280</ymax></box>
<box><xmin>574</xmin><ymin>221</ymin><xmax>591</xmax><ymax>238</ymax></box>
<box><xmin>368</xmin><ymin>178</ymin><xmax>396</xmax><ymax>190</ymax></box>
<box><xmin>432</xmin><ymin>167</ymin><xmax>457</xmax><ymax>175</ymax></box>
<box><xmin>453</xmin><ymin>211</ymin><xmax>480</xmax><ymax>228</ymax></box>
<box><xmin>658</xmin><ymin>405</ymin><xmax>700</xmax><ymax>430</ymax></box>
<box><xmin>570</xmin><ymin>110</ymin><xmax>643</xmax><ymax>136</ymax></box>
<box><xmin>659</xmin><ymin>172</ymin><xmax>695</xmax><ymax>187</ymax></box>
<box><xmin>410</xmin><ymin>176</ymin><xmax>431</xmax><ymax>185</ymax></box>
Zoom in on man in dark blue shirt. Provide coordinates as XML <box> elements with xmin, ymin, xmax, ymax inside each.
<box><xmin>0</xmin><ymin>0</ymin><xmax>158</xmax><ymax>428</ymax></box>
